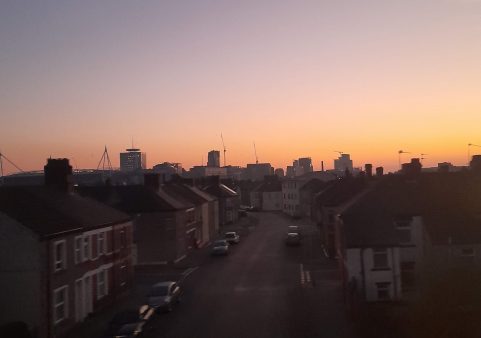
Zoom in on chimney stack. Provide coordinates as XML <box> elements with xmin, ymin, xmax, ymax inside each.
<box><xmin>44</xmin><ymin>158</ymin><xmax>73</xmax><ymax>193</ymax></box>
<box><xmin>144</xmin><ymin>173</ymin><xmax>161</xmax><ymax>191</ymax></box>
<box><xmin>321</xmin><ymin>161</ymin><xmax>324</xmax><ymax>172</ymax></box>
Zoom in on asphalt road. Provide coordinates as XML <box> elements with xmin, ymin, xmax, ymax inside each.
<box><xmin>149</xmin><ymin>212</ymin><xmax>356</xmax><ymax>338</ymax></box>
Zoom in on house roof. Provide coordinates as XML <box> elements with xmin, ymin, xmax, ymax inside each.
<box><xmin>299</xmin><ymin>178</ymin><xmax>326</xmax><ymax>194</ymax></box>
<box><xmin>0</xmin><ymin>186</ymin><xmax>130</xmax><ymax>239</ymax></box>
<box><xmin>341</xmin><ymin>173</ymin><xmax>481</xmax><ymax>247</ymax></box>
<box><xmin>203</xmin><ymin>183</ymin><xmax>238</xmax><ymax>198</ymax></box>
<box><xmin>252</xmin><ymin>180</ymin><xmax>282</xmax><ymax>193</ymax></box>
<box><xmin>315</xmin><ymin>177</ymin><xmax>367</xmax><ymax>207</ymax></box>
<box><xmin>161</xmin><ymin>183</ymin><xmax>206</xmax><ymax>207</ymax></box>
<box><xmin>77</xmin><ymin>185</ymin><xmax>190</xmax><ymax>213</ymax></box>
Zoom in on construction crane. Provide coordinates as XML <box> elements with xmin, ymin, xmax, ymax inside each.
<box><xmin>420</xmin><ymin>153</ymin><xmax>428</xmax><ymax>164</ymax></box>
<box><xmin>254</xmin><ymin>142</ymin><xmax>259</xmax><ymax>164</ymax></box>
<box><xmin>221</xmin><ymin>133</ymin><xmax>227</xmax><ymax>167</ymax></box>
<box><xmin>398</xmin><ymin>150</ymin><xmax>411</xmax><ymax>169</ymax></box>
<box><xmin>468</xmin><ymin>143</ymin><xmax>481</xmax><ymax>165</ymax></box>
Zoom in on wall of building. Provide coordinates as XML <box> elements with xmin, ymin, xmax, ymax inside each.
<box><xmin>0</xmin><ymin>213</ymin><xmax>42</xmax><ymax>335</ymax></box>
<box><xmin>346</xmin><ymin>247</ymin><xmax>402</xmax><ymax>302</ymax></box>
<box><xmin>282</xmin><ymin>180</ymin><xmax>302</xmax><ymax>217</ymax></box>
<box><xmin>201</xmin><ymin>203</ymin><xmax>210</xmax><ymax>246</ymax></box>
<box><xmin>262</xmin><ymin>191</ymin><xmax>282</xmax><ymax>211</ymax></box>
<box><xmin>135</xmin><ymin>212</ymin><xmax>180</xmax><ymax>264</ymax></box>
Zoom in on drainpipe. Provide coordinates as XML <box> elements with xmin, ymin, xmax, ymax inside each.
<box><xmin>391</xmin><ymin>247</ymin><xmax>398</xmax><ymax>300</ymax></box>
<box><xmin>46</xmin><ymin>240</ymin><xmax>52</xmax><ymax>338</ymax></box>
<box><xmin>360</xmin><ymin>248</ymin><xmax>366</xmax><ymax>300</ymax></box>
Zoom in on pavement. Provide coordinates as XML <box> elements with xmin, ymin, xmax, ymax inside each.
<box><xmin>66</xmin><ymin>212</ymin><xmax>356</xmax><ymax>338</ymax></box>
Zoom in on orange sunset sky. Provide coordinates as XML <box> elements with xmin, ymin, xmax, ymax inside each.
<box><xmin>1</xmin><ymin>1</ymin><xmax>481</xmax><ymax>175</ymax></box>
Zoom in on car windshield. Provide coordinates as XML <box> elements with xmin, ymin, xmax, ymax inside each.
<box><xmin>149</xmin><ymin>286</ymin><xmax>169</xmax><ymax>296</ymax></box>
<box><xmin>214</xmin><ymin>241</ymin><xmax>227</xmax><ymax>246</ymax></box>
<box><xmin>225</xmin><ymin>233</ymin><xmax>235</xmax><ymax>238</ymax></box>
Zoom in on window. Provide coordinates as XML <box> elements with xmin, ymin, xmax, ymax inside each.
<box><xmin>120</xmin><ymin>265</ymin><xmax>127</xmax><ymax>286</ymax></box>
<box><xmin>97</xmin><ymin>269</ymin><xmax>108</xmax><ymax>299</ymax></box>
<box><xmin>395</xmin><ymin>218</ymin><xmax>412</xmax><ymax>243</ymax></box>
<box><xmin>54</xmin><ymin>240</ymin><xmax>67</xmax><ymax>271</ymax></box>
<box><xmin>97</xmin><ymin>232</ymin><xmax>105</xmax><ymax>256</ymax></box>
<box><xmin>186</xmin><ymin>209</ymin><xmax>195</xmax><ymax>223</ymax></box>
<box><xmin>461</xmin><ymin>248</ymin><xmax>475</xmax><ymax>257</ymax></box>
<box><xmin>376</xmin><ymin>282</ymin><xmax>391</xmax><ymax>300</ymax></box>
<box><xmin>74</xmin><ymin>236</ymin><xmax>82</xmax><ymax>264</ymax></box>
<box><xmin>120</xmin><ymin>229</ymin><xmax>127</xmax><ymax>249</ymax></box>
<box><xmin>373</xmin><ymin>249</ymin><xmax>389</xmax><ymax>269</ymax></box>
<box><xmin>401</xmin><ymin>262</ymin><xmax>416</xmax><ymax>292</ymax></box>
<box><xmin>53</xmin><ymin>286</ymin><xmax>69</xmax><ymax>324</ymax></box>
<box><xmin>82</xmin><ymin>235</ymin><xmax>91</xmax><ymax>261</ymax></box>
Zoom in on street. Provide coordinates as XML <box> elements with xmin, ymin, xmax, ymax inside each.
<box><xmin>147</xmin><ymin>212</ymin><xmax>355</xmax><ymax>338</ymax></box>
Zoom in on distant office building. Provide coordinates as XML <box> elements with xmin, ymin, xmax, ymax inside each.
<box><xmin>244</xmin><ymin>163</ymin><xmax>273</xmax><ymax>181</ymax></box>
<box><xmin>334</xmin><ymin>154</ymin><xmax>353</xmax><ymax>173</ymax></box>
<box><xmin>188</xmin><ymin>166</ymin><xmax>227</xmax><ymax>178</ymax></box>
<box><xmin>225</xmin><ymin>166</ymin><xmax>245</xmax><ymax>180</ymax></box>
<box><xmin>207</xmin><ymin>150</ymin><xmax>220</xmax><ymax>167</ymax></box>
<box><xmin>152</xmin><ymin>162</ymin><xmax>183</xmax><ymax>181</ymax></box>
<box><xmin>298</xmin><ymin>157</ymin><xmax>313</xmax><ymax>175</ymax></box>
<box><xmin>286</xmin><ymin>166</ymin><xmax>295</xmax><ymax>178</ymax></box>
<box><xmin>120</xmin><ymin>147</ymin><xmax>146</xmax><ymax>171</ymax></box>
<box><xmin>286</xmin><ymin>157</ymin><xmax>313</xmax><ymax>177</ymax></box>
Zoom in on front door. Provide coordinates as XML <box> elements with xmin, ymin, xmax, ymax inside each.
<box><xmin>75</xmin><ymin>279</ymin><xmax>83</xmax><ymax>322</ymax></box>
<box><xmin>83</xmin><ymin>276</ymin><xmax>93</xmax><ymax>316</ymax></box>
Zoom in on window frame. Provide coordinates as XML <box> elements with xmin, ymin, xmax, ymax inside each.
<box><xmin>97</xmin><ymin>232</ymin><xmax>105</xmax><ymax>256</ymax></box>
<box><xmin>74</xmin><ymin>236</ymin><xmax>82</xmax><ymax>264</ymax></box>
<box><xmin>97</xmin><ymin>269</ymin><xmax>108</xmax><ymax>300</ymax></box>
<box><xmin>372</xmin><ymin>248</ymin><xmax>389</xmax><ymax>269</ymax></box>
<box><xmin>53</xmin><ymin>285</ymin><xmax>69</xmax><ymax>324</ymax></box>
<box><xmin>376</xmin><ymin>282</ymin><xmax>391</xmax><ymax>301</ymax></box>
<box><xmin>82</xmin><ymin>235</ymin><xmax>91</xmax><ymax>261</ymax></box>
<box><xmin>53</xmin><ymin>240</ymin><xmax>67</xmax><ymax>272</ymax></box>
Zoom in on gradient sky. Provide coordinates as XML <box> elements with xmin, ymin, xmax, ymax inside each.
<box><xmin>1</xmin><ymin>0</ymin><xmax>481</xmax><ymax>174</ymax></box>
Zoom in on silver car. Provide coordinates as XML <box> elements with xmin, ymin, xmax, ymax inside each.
<box><xmin>285</xmin><ymin>232</ymin><xmax>301</xmax><ymax>246</ymax></box>
<box><xmin>147</xmin><ymin>281</ymin><xmax>181</xmax><ymax>313</ymax></box>
<box><xmin>211</xmin><ymin>239</ymin><xmax>230</xmax><ymax>255</ymax></box>
<box><xmin>287</xmin><ymin>225</ymin><xmax>301</xmax><ymax>236</ymax></box>
<box><xmin>224</xmin><ymin>231</ymin><xmax>240</xmax><ymax>244</ymax></box>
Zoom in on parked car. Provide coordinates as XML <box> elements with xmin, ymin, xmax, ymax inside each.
<box><xmin>285</xmin><ymin>232</ymin><xmax>301</xmax><ymax>246</ymax></box>
<box><xmin>287</xmin><ymin>225</ymin><xmax>301</xmax><ymax>236</ymax></box>
<box><xmin>104</xmin><ymin>305</ymin><xmax>155</xmax><ymax>337</ymax></box>
<box><xmin>211</xmin><ymin>239</ymin><xmax>230</xmax><ymax>255</ymax></box>
<box><xmin>224</xmin><ymin>231</ymin><xmax>240</xmax><ymax>244</ymax></box>
<box><xmin>147</xmin><ymin>281</ymin><xmax>181</xmax><ymax>313</ymax></box>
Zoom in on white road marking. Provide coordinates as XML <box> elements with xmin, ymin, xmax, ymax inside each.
<box><xmin>181</xmin><ymin>266</ymin><xmax>199</xmax><ymax>281</ymax></box>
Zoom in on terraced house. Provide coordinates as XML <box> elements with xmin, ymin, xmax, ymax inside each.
<box><xmin>0</xmin><ymin>159</ymin><xmax>133</xmax><ymax>338</ymax></box>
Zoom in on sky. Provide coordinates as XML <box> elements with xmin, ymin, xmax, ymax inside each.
<box><xmin>1</xmin><ymin>0</ymin><xmax>481</xmax><ymax>174</ymax></box>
